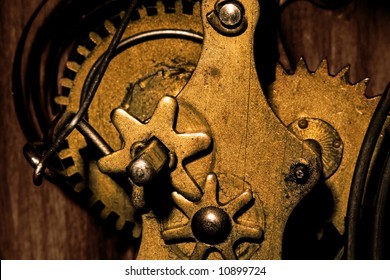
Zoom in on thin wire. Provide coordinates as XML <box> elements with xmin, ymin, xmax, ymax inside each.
<box><xmin>33</xmin><ymin>0</ymin><xmax>140</xmax><ymax>185</ymax></box>
<box><xmin>345</xmin><ymin>83</ymin><xmax>390</xmax><ymax>259</ymax></box>
<box><xmin>80</xmin><ymin>29</ymin><xmax>203</xmax><ymax>103</ymax></box>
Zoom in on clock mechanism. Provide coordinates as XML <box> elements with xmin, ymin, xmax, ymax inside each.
<box><xmin>12</xmin><ymin>0</ymin><xmax>390</xmax><ymax>259</ymax></box>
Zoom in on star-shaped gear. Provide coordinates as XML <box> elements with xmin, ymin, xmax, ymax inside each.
<box><xmin>98</xmin><ymin>96</ymin><xmax>212</xmax><ymax>199</ymax></box>
<box><xmin>161</xmin><ymin>173</ymin><xmax>263</xmax><ymax>259</ymax></box>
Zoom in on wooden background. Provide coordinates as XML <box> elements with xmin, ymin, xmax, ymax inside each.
<box><xmin>1</xmin><ymin>0</ymin><xmax>389</xmax><ymax>259</ymax></box>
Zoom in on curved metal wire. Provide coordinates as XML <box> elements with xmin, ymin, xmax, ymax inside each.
<box><xmin>371</xmin><ymin>127</ymin><xmax>390</xmax><ymax>259</ymax></box>
<box><xmin>33</xmin><ymin>0</ymin><xmax>140</xmax><ymax>185</ymax></box>
<box><xmin>80</xmin><ymin>29</ymin><xmax>203</xmax><ymax>103</ymax></box>
<box><xmin>345</xmin><ymin>83</ymin><xmax>390</xmax><ymax>259</ymax></box>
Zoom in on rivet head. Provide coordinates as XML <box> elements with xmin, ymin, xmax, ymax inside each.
<box><xmin>191</xmin><ymin>206</ymin><xmax>231</xmax><ymax>245</ymax></box>
<box><xmin>298</xmin><ymin>119</ymin><xmax>308</xmax><ymax>129</ymax></box>
<box><xmin>333</xmin><ymin>139</ymin><xmax>342</xmax><ymax>148</ymax></box>
<box><xmin>218</xmin><ymin>2</ymin><xmax>243</xmax><ymax>27</ymax></box>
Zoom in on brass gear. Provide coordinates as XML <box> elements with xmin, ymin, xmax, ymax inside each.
<box><xmin>161</xmin><ymin>173</ymin><xmax>265</xmax><ymax>260</ymax></box>
<box><xmin>269</xmin><ymin>59</ymin><xmax>380</xmax><ymax>237</ymax></box>
<box><xmin>54</xmin><ymin>0</ymin><xmax>203</xmax><ymax>237</ymax></box>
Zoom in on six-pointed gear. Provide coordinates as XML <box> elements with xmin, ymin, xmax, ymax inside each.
<box><xmin>54</xmin><ymin>0</ymin><xmax>203</xmax><ymax>236</ymax></box>
<box><xmin>162</xmin><ymin>173</ymin><xmax>263</xmax><ymax>259</ymax></box>
<box><xmin>98</xmin><ymin>96</ymin><xmax>212</xmax><ymax>199</ymax></box>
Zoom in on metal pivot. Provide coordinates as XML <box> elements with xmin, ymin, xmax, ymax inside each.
<box><xmin>136</xmin><ymin>0</ymin><xmax>321</xmax><ymax>260</ymax></box>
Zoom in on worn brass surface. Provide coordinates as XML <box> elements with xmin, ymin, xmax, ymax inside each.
<box><xmin>161</xmin><ymin>173</ymin><xmax>262</xmax><ymax>259</ymax></box>
<box><xmin>288</xmin><ymin>117</ymin><xmax>344</xmax><ymax>179</ymax></box>
<box><xmin>98</xmin><ymin>96</ymin><xmax>212</xmax><ymax>199</ymax></box>
<box><xmin>52</xmin><ymin>0</ymin><xmax>380</xmax><ymax>259</ymax></box>
<box><xmin>56</xmin><ymin>1</ymin><xmax>203</xmax><ymax>237</ymax></box>
<box><xmin>269</xmin><ymin>60</ymin><xmax>379</xmax><ymax>234</ymax></box>
<box><xmin>136</xmin><ymin>0</ymin><xmax>320</xmax><ymax>259</ymax></box>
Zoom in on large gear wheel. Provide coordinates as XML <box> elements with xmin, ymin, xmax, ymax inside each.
<box><xmin>54</xmin><ymin>0</ymin><xmax>204</xmax><ymax>237</ymax></box>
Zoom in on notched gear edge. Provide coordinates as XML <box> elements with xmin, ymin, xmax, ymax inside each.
<box><xmin>53</xmin><ymin>0</ymin><xmax>202</xmax><ymax>238</ymax></box>
<box><xmin>269</xmin><ymin>57</ymin><xmax>380</xmax><ymax>236</ymax></box>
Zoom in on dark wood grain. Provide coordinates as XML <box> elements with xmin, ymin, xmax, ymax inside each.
<box><xmin>1</xmin><ymin>0</ymin><xmax>389</xmax><ymax>259</ymax></box>
<box><xmin>279</xmin><ymin>0</ymin><xmax>390</xmax><ymax>97</ymax></box>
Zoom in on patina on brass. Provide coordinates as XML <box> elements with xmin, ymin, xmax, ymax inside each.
<box><xmin>161</xmin><ymin>173</ymin><xmax>262</xmax><ymax>259</ymax></box>
<box><xmin>136</xmin><ymin>0</ymin><xmax>321</xmax><ymax>259</ymax></box>
<box><xmin>269</xmin><ymin>60</ymin><xmax>380</xmax><ymax>235</ymax></box>
<box><xmin>55</xmin><ymin>1</ymin><xmax>203</xmax><ymax>237</ymax></box>
<box><xmin>50</xmin><ymin>0</ymin><xmax>381</xmax><ymax>259</ymax></box>
<box><xmin>288</xmin><ymin>117</ymin><xmax>344</xmax><ymax>179</ymax></box>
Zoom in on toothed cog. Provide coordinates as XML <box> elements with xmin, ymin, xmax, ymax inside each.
<box><xmin>54</xmin><ymin>1</ymin><xmax>204</xmax><ymax>236</ymax></box>
<box><xmin>98</xmin><ymin>96</ymin><xmax>212</xmax><ymax>199</ymax></box>
<box><xmin>162</xmin><ymin>173</ymin><xmax>263</xmax><ymax>260</ymax></box>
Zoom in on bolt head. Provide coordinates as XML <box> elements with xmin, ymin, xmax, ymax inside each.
<box><xmin>218</xmin><ymin>2</ymin><xmax>243</xmax><ymax>27</ymax></box>
<box><xmin>191</xmin><ymin>206</ymin><xmax>231</xmax><ymax>245</ymax></box>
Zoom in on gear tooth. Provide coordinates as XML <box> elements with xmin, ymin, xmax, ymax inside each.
<box><xmin>317</xmin><ymin>58</ymin><xmax>329</xmax><ymax>74</ymax></box>
<box><xmin>74</xmin><ymin>182</ymin><xmax>85</xmax><ymax>193</ymax></box>
<box><xmin>54</xmin><ymin>96</ymin><xmax>69</xmax><ymax>106</ymax></box>
<box><xmin>193</xmin><ymin>1</ymin><xmax>201</xmax><ymax>17</ymax></box>
<box><xmin>77</xmin><ymin>45</ymin><xmax>90</xmax><ymax>58</ymax></box>
<box><xmin>89</xmin><ymin>32</ymin><xmax>103</xmax><ymax>45</ymax></box>
<box><xmin>133</xmin><ymin>223</ymin><xmax>142</xmax><ymax>238</ymax></box>
<box><xmin>175</xmin><ymin>0</ymin><xmax>184</xmax><ymax>14</ymax></box>
<box><xmin>296</xmin><ymin>57</ymin><xmax>307</xmax><ymax>71</ymax></box>
<box><xmin>65</xmin><ymin>165</ymin><xmax>78</xmax><ymax>177</ymax></box>
<box><xmin>156</xmin><ymin>1</ymin><xmax>165</xmax><ymax>14</ymax></box>
<box><xmin>58</xmin><ymin>149</ymin><xmax>73</xmax><ymax>159</ymax></box>
<box><xmin>137</xmin><ymin>6</ymin><xmax>147</xmax><ymax>18</ymax></box>
<box><xmin>100</xmin><ymin>208</ymin><xmax>111</xmax><ymax>220</ymax></box>
<box><xmin>66</xmin><ymin>61</ymin><xmax>81</xmax><ymax>73</ymax></box>
<box><xmin>104</xmin><ymin>20</ymin><xmax>116</xmax><ymax>35</ymax></box>
<box><xmin>115</xmin><ymin>217</ymin><xmax>126</xmax><ymax>230</ymax></box>
<box><xmin>60</xmin><ymin>78</ymin><xmax>73</xmax><ymax>89</ymax></box>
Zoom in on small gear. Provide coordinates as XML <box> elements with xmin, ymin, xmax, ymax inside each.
<box><xmin>98</xmin><ymin>95</ymin><xmax>212</xmax><ymax>199</ymax></box>
<box><xmin>161</xmin><ymin>173</ymin><xmax>263</xmax><ymax>259</ymax></box>
<box><xmin>53</xmin><ymin>0</ymin><xmax>203</xmax><ymax>236</ymax></box>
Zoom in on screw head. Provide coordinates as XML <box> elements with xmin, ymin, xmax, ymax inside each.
<box><xmin>127</xmin><ymin>158</ymin><xmax>156</xmax><ymax>185</ymax></box>
<box><xmin>191</xmin><ymin>206</ymin><xmax>231</xmax><ymax>245</ymax></box>
<box><xmin>293</xmin><ymin>163</ymin><xmax>310</xmax><ymax>184</ymax></box>
<box><xmin>218</xmin><ymin>2</ymin><xmax>243</xmax><ymax>27</ymax></box>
